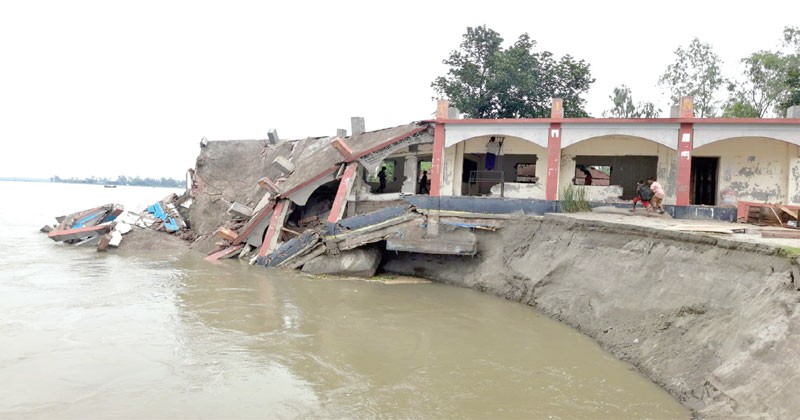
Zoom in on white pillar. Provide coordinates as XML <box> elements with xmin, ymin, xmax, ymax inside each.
<box><xmin>452</xmin><ymin>142</ymin><xmax>464</xmax><ymax>196</ymax></box>
<box><xmin>787</xmin><ymin>143</ymin><xmax>800</xmax><ymax>205</ymax></box>
<box><xmin>401</xmin><ymin>155</ymin><xmax>418</xmax><ymax>194</ymax></box>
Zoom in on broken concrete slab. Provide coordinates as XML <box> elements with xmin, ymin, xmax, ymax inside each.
<box><xmin>268</xmin><ymin>128</ymin><xmax>280</xmax><ymax>144</ymax></box>
<box><xmin>109</xmin><ymin>230</ymin><xmax>123</xmax><ymax>247</ymax></box>
<box><xmin>387</xmin><ymin>227</ymin><xmax>477</xmax><ymax>255</ymax></box>
<box><xmin>272</xmin><ymin>155</ymin><xmax>295</xmax><ymax>175</ymax></box>
<box><xmin>260</xmin><ymin>230</ymin><xmax>321</xmax><ymax>267</ymax></box>
<box><xmin>227</xmin><ymin>202</ymin><xmax>254</xmax><ymax>219</ymax></box>
<box><xmin>302</xmin><ymin>247</ymin><xmax>381</xmax><ymax>278</ymax></box>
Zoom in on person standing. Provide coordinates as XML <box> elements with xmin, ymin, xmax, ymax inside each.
<box><xmin>630</xmin><ymin>180</ymin><xmax>652</xmax><ymax>212</ymax></box>
<box><xmin>647</xmin><ymin>177</ymin><xmax>666</xmax><ymax>214</ymax></box>
<box><xmin>418</xmin><ymin>170</ymin><xmax>429</xmax><ymax>195</ymax></box>
<box><xmin>485</xmin><ymin>137</ymin><xmax>500</xmax><ymax>170</ymax></box>
<box><xmin>377</xmin><ymin>166</ymin><xmax>387</xmax><ymax>193</ymax></box>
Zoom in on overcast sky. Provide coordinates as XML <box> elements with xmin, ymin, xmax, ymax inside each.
<box><xmin>1</xmin><ymin>0</ymin><xmax>798</xmax><ymax>179</ymax></box>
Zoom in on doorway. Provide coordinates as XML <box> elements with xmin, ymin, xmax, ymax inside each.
<box><xmin>691</xmin><ymin>157</ymin><xmax>718</xmax><ymax>205</ymax></box>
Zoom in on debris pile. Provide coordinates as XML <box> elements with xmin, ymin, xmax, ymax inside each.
<box><xmin>42</xmin><ymin>193</ymin><xmax>193</xmax><ymax>252</ymax></box>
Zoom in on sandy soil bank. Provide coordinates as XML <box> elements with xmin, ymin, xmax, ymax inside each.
<box><xmin>383</xmin><ymin>214</ymin><xmax>800</xmax><ymax>419</ymax></box>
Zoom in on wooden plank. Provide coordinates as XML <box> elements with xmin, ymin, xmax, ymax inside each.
<box><xmin>668</xmin><ymin>225</ymin><xmax>746</xmax><ymax>234</ymax></box>
<box><xmin>779</xmin><ymin>205</ymin><xmax>798</xmax><ymax>220</ymax></box>
<box><xmin>769</xmin><ymin>207</ymin><xmax>784</xmax><ymax>227</ymax></box>
<box><xmin>281</xmin><ymin>226</ymin><xmax>301</xmax><ymax>237</ymax></box>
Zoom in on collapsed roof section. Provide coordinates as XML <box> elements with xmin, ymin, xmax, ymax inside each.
<box><xmin>268</xmin><ymin>122</ymin><xmax>433</xmax><ymax>206</ymax></box>
<box><xmin>191</xmin><ymin>121</ymin><xmax>434</xmax><ymax>258</ymax></box>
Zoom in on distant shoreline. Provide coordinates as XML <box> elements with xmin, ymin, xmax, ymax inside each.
<box><xmin>0</xmin><ymin>178</ymin><xmax>185</xmax><ymax>189</ymax></box>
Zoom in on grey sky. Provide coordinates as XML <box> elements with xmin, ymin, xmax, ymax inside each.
<box><xmin>1</xmin><ymin>0</ymin><xmax>797</xmax><ymax>179</ymax></box>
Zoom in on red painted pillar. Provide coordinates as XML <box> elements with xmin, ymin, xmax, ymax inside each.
<box><xmin>257</xmin><ymin>199</ymin><xmax>289</xmax><ymax>259</ymax></box>
<box><xmin>545</xmin><ymin>98</ymin><xmax>563</xmax><ymax>201</ymax></box>
<box><xmin>546</xmin><ymin>124</ymin><xmax>562</xmax><ymax>200</ymax></box>
<box><xmin>327</xmin><ymin>163</ymin><xmax>358</xmax><ymax>224</ymax></box>
<box><xmin>676</xmin><ymin>96</ymin><xmax>694</xmax><ymax>206</ymax></box>
<box><xmin>430</xmin><ymin>100</ymin><xmax>448</xmax><ymax>197</ymax></box>
<box><xmin>676</xmin><ymin>123</ymin><xmax>694</xmax><ymax>206</ymax></box>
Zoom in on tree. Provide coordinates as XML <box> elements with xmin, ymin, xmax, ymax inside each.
<box><xmin>725</xmin><ymin>26</ymin><xmax>800</xmax><ymax>117</ymax></box>
<box><xmin>778</xmin><ymin>26</ymin><xmax>800</xmax><ymax>113</ymax></box>
<box><xmin>602</xmin><ymin>84</ymin><xmax>660</xmax><ymax>118</ymax></box>
<box><xmin>724</xmin><ymin>51</ymin><xmax>786</xmax><ymax>117</ymax></box>
<box><xmin>432</xmin><ymin>26</ymin><xmax>594</xmax><ymax>118</ymax></box>
<box><xmin>658</xmin><ymin>38</ymin><xmax>726</xmax><ymax>117</ymax></box>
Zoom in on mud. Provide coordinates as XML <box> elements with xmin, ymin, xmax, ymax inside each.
<box><xmin>382</xmin><ymin>214</ymin><xmax>800</xmax><ymax>419</ymax></box>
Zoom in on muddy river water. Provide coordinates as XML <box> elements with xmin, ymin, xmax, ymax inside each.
<box><xmin>0</xmin><ymin>181</ymin><xmax>688</xmax><ymax>419</ymax></box>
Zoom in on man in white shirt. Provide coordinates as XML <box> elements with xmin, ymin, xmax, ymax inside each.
<box><xmin>485</xmin><ymin>137</ymin><xmax>500</xmax><ymax>170</ymax></box>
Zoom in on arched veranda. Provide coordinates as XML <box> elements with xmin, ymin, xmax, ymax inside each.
<box><xmin>693</xmin><ymin>136</ymin><xmax>800</xmax><ymax>206</ymax></box>
<box><xmin>560</xmin><ymin>135</ymin><xmax>677</xmax><ymax>202</ymax></box>
<box><xmin>445</xmin><ymin>134</ymin><xmax>548</xmax><ymax>198</ymax></box>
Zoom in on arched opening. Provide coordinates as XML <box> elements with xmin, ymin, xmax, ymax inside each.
<box><xmin>560</xmin><ymin>135</ymin><xmax>675</xmax><ymax>201</ymax></box>
<box><xmin>286</xmin><ymin>180</ymin><xmax>340</xmax><ymax>232</ymax></box>
<box><xmin>454</xmin><ymin>135</ymin><xmax>547</xmax><ymax>198</ymax></box>
<box><xmin>693</xmin><ymin>137</ymin><xmax>797</xmax><ymax>206</ymax></box>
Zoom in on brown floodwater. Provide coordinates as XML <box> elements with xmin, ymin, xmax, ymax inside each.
<box><xmin>0</xmin><ymin>181</ymin><xmax>689</xmax><ymax>419</ymax></box>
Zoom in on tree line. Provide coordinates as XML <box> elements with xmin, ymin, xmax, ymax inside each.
<box><xmin>50</xmin><ymin>175</ymin><xmax>184</xmax><ymax>188</ymax></box>
<box><xmin>433</xmin><ymin>25</ymin><xmax>800</xmax><ymax>118</ymax></box>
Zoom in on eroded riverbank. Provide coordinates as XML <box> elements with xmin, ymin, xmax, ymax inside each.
<box><xmin>383</xmin><ymin>214</ymin><xmax>800</xmax><ymax>419</ymax></box>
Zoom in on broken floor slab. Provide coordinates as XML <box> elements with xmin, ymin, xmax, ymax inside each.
<box><xmin>302</xmin><ymin>247</ymin><xmax>382</xmax><ymax>278</ymax></box>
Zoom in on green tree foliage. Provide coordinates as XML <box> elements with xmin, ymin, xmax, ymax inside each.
<box><xmin>658</xmin><ymin>38</ymin><xmax>725</xmax><ymax>117</ymax></box>
<box><xmin>432</xmin><ymin>26</ymin><xmax>594</xmax><ymax>118</ymax></box>
<box><xmin>602</xmin><ymin>84</ymin><xmax>660</xmax><ymax>118</ymax></box>
<box><xmin>779</xmin><ymin>26</ymin><xmax>800</xmax><ymax>113</ymax></box>
<box><xmin>725</xmin><ymin>26</ymin><xmax>800</xmax><ymax>117</ymax></box>
<box><xmin>724</xmin><ymin>51</ymin><xmax>786</xmax><ymax>117</ymax></box>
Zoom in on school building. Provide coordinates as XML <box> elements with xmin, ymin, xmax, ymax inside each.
<box><xmin>421</xmin><ymin>98</ymin><xmax>800</xmax><ymax>213</ymax></box>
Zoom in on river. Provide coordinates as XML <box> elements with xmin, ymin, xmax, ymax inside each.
<box><xmin>0</xmin><ymin>181</ymin><xmax>688</xmax><ymax>419</ymax></box>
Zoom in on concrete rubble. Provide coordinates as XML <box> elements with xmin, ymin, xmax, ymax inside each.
<box><xmin>42</xmin><ymin>193</ymin><xmax>192</xmax><ymax>252</ymax></box>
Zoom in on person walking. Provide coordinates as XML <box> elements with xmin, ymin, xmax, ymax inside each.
<box><xmin>418</xmin><ymin>170</ymin><xmax>429</xmax><ymax>195</ymax></box>
<box><xmin>647</xmin><ymin>177</ymin><xmax>666</xmax><ymax>214</ymax></box>
<box><xmin>630</xmin><ymin>180</ymin><xmax>653</xmax><ymax>212</ymax></box>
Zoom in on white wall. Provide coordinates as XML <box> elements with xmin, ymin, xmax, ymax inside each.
<box><xmin>441</xmin><ymin>136</ymin><xmax>548</xmax><ymax>198</ymax></box>
<box><xmin>560</xmin><ymin>136</ymin><xmax>676</xmax><ymax>204</ymax></box>
<box><xmin>694</xmin><ymin>137</ymin><xmax>791</xmax><ymax>206</ymax></box>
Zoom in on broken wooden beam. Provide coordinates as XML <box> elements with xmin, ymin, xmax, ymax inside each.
<box><xmin>204</xmin><ymin>244</ymin><xmax>244</xmax><ymax>262</ymax></box>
